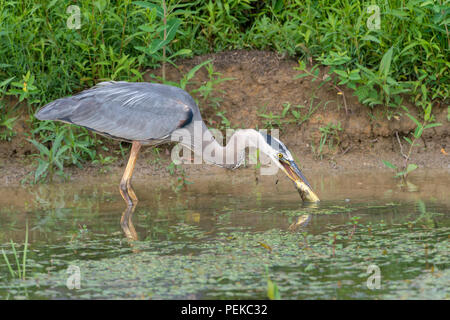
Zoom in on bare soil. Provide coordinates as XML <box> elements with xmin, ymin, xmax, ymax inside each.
<box><xmin>0</xmin><ymin>50</ymin><xmax>449</xmax><ymax>186</ymax></box>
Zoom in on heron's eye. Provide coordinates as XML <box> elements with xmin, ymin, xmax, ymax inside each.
<box><xmin>278</xmin><ymin>153</ymin><xmax>283</xmax><ymax>159</ymax></box>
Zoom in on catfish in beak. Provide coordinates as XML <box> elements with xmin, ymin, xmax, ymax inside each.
<box><xmin>279</xmin><ymin>158</ymin><xmax>320</xmax><ymax>202</ymax></box>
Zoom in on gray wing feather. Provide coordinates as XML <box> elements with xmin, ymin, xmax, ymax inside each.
<box><xmin>35</xmin><ymin>81</ymin><xmax>195</xmax><ymax>141</ymax></box>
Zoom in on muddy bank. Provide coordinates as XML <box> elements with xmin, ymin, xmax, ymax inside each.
<box><xmin>0</xmin><ymin>50</ymin><xmax>449</xmax><ymax>186</ymax></box>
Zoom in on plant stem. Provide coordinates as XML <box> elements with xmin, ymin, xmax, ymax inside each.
<box><xmin>119</xmin><ymin>2</ymin><xmax>129</xmax><ymax>57</ymax></box>
<box><xmin>1</xmin><ymin>249</ymin><xmax>16</xmax><ymax>277</ymax></box>
<box><xmin>11</xmin><ymin>240</ymin><xmax>21</xmax><ymax>277</ymax></box>
<box><xmin>301</xmin><ymin>68</ymin><xmax>348</xmax><ymax>114</ymax></box>
<box><xmin>397</xmin><ymin>120</ymin><xmax>426</xmax><ymax>181</ymax></box>
<box><xmin>162</xmin><ymin>0</ymin><xmax>167</xmax><ymax>81</ymax></box>
<box><xmin>22</xmin><ymin>221</ymin><xmax>28</xmax><ymax>280</ymax></box>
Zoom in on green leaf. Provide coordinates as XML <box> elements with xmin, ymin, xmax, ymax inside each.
<box><xmin>52</xmin><ymin>132</ymin><xmax>65</xmax><ymax>152</ymax></box>
<box><xmin>354</xmin><ymin>86</ymin><xmax>369</xmax><ymax>102</ymax></box>
<box><xmin>1</xmin><ymin>248</ymin><xmax>16</xmax><ymax>277</ymax></box>
<box><xmin>267</xmin><ymin>278</ymin><xmax>281</xmax><ymax>300</ymax></box>
<box><xmin>403</xmin><ymin>136</ymin><xmax>413</xmax><ymax>145</ymax></box>
<box><xmin>404</xmin><ymin>113</ymin><xmax>421</xmax><ymax>127</ymax></box>
<box><xmin>22</xmin><ymin>221</ymin><xmax>28</xmax><ymax>279</ymax></box>
<box><xmin>293</xmin><ymin>73</ymin><xmax>309</xmax><ymax>80</ymax></box>
<box><xmin>424</xmin><ymin>103</ymin><xmax>432</xmax><ymax>121</ymax></box>
<box><xmin>55</xmin><ymin>145</ymin><xmax>70</xmax><ymax>161</ymax></box>
<box><xmin>333</xmin><ymin>69</ymin><xmax>348</xmax><ymax>78</ymax></box>
<box><xmin>382</xmin><ymin>160</ymin><xmax>397</xmax><ymax>169</ymax></box>
<box><xmin>395</xmin><ymin>171</ymin><xmax>406</xmax><ymax>178</ymax></box>
<box><xmin>379</xmin><ymin>47</ymin><xmax>393</xmax><ymax>78</ymax></box>
<box><xmin>138</xmin><ymin>25</ymin><xmax>156</xmax><ymax>33</ymax></box>
<box><xmin>424</xmin><ymin>123</ymin><xmax>441</xmax><ymax>129</ymax></box>
<box><xmin>35</xmin><ymin>160</ymin><xmax>49</xmax><ymax>181</ymax></box>
<box><xmin>413</xmin><ymin>125</ymin><xmax>423</xmax><ymax>139</ymax></box>
<box><xmin>28</xmin><ymin>139</ymin><xmax>49</xmax><ymax>157</ymax></box>
<box><xmin>164</xmin><ymin>18</ymin><xmax>181</xmax><ymax>43</ymax></box>
<box><xmin>180</xmin><ymin>59</ymin><xmax>212</xmax><ymax>89</ymax></box>
<box><xmin>387</xmin><ymin>9</ymin><xmax>408</xmax><ymax>18</ymax></box>
<box><xmin>348</xmin><ymin>70</ymin><xmax>361</xmax><ymax>81</ymax></box>
<box><xmin>0</xmin><ymin>76</ymin><xmax>15</xmax><ymax>88</ymax></box>
<box><xmin>133</xmin><ymin>1</ymin><xmax>164</xmax><ymax>17</ymax></box>
<box><xmin>296</xmin><ymin>60</ymin><xmax>306</xmax><ymax>71</ymax></box>
<box><xmin>347</xmin><ymin>82</ymin><xmax>357</xmax><ymax>90</ymax></box>
<box><xmin>147</xmin><ymin>38</ymin><xmax>170</xmax><ymax>54</ymax></box>
<box><xmin>168</xmin><ymin>49</ymin><xmax>192</xmax><ymax>60</ymax></box>
<box><xmin>417</xmin><ymin>200</ymin><xmax>426</xmax><ymax>214</ymax></box>
<box><xmin>406</xmin><ymin>163</ymin><xmax>418</xmax><ymax>174</ymax></box>
<box><xmin>53</xmin><ymin>158</ymin><xmax>64</xmax><ymax>171</ymax></box>
<box><xmin>361</xmin><ymin>35</ymin><xmax>381</xmax><ymax>43</ymax></box>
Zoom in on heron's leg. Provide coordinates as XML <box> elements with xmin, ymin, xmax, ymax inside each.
<box><xmin>126</xmin><ymin>179</ymin><xmax>138</xmax><ymax>204</ymax></box>
<box><xmin>119</xmin><ymin>141</ymin><xmax>141</xmax><ymax>207</ymax></box>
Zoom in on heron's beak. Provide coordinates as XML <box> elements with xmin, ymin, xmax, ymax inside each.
<box><xmin>279</xmin><ymin>159</ymin><xmax>320</xmax><ymax>202</ymax></box>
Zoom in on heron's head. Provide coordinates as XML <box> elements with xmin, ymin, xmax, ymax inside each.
<box><xmin>259</xmin><ymin>132</ymin><xmax>320</xmax><ymax>202</ymax></box>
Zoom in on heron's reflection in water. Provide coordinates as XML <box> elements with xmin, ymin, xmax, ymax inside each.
<box><xmin>120</xmin><ymin>204</ymin><xmax>138</xmax><ymax>240</ymax></box>
<box><xmin>120</xmin><ymin>204</ymin><xmax>315</xmax><ymax>239</ymax></box>
<box><xmin>288</xmin><ymin>215</ymin><xmax>311</xmax><ymax>231</ymax></box>
<box><xmin>287</xmin><ymin>202</ymin><xmax>317</xmax><ymax>231</ymax></box>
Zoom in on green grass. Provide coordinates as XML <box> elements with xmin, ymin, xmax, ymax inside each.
<box><xmin>1</xmin><ymin>0</ymin><xmax>447</xmax><ymax>110</ymax></box>
<box><xmin>27</xmin><ymin>123</ymin><xmax>99</xmax><ymax>183</ymax></box>
<box><xmin>1</xmin><ymin>222</ymin><xmax>29</xmax><ymax>280</ymax></box>
<box><xmin>265</xmin><ymin>265</ymin><xmax>281</xmax><ymax>300</ymax></box>
<box><xmin>0</xmin><ymin>101</ymin><xmax>17</xmax><ymax>141</ymax></box>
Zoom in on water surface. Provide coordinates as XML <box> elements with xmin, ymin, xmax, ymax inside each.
<box><xmin>0</xmin><ymin>170</ymin><xmax>448</xmax><ymax>299</ymax></box>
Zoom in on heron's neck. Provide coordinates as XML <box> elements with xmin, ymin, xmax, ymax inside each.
<box><xmin>173</xmin><ymin>121</ymin><xmax>264</xmax><ymax>168</ymax></box>
<box><xmin>198</xmin><ymin>128</ymin><xmax>261</xmax><ymax>169</ymax></box>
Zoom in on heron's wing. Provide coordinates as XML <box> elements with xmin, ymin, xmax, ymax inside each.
<box><xmin>35</xmin><ymin>81</ymin><xmax>194</xmax><ymax>141</ymax></box>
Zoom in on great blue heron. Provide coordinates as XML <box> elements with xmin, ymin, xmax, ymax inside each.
<box><xmin>35</xmin><ymin>81</ymin><xmax>319</xmax><ymax>207</ymax></box>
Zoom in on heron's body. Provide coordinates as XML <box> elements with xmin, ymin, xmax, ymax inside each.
<box><xmin>36</xmin><ymin>81</ymin><xmax>319</xmax><ymax>215</ymax></box>
<box><xmin>36</xmin><ymin>81</ymin><xmax>199</xmax><ymax>145</ymax></box>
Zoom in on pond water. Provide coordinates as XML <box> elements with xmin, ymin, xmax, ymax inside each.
<box><xmin>0</xmin><ymin>169</ymin><xmax>448</xmax><ymax>299</ymax></box>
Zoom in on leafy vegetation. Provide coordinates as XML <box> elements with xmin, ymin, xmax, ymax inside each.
<box><xmin>0</xmin><ymin>101</ymin><xmax>17</xmax><ymax>141</ymax></box>
<box><xmin>166</xmin><ymin>160</ymin><xmax>193</xmax><ymax>192</ymax></box>
<box><xmin>258</xmin><ymin>97</ymin><xmax>326</xmax><ymax>130</ymax></box>
<box><xmin>26</xmin><ymin>122</ymin><xmax>98</xmax><ymax>183</ymax></box>
<box><xmin>1</xmin><ymin>0</ymin><xmax>446</xmax><ymax>109</ymax></box>
<box><xmin>312</xmin><ymin>121</ymin><xmax>343</xmax><ymax>159</ymax></box>
<box><xmin>382</xmin><ymin>106</ymin><xmax>441</xmax><ymax>181</ymax></box>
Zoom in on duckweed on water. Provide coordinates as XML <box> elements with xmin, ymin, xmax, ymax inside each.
<box><xmin>1</xmin><ymin>215</ymin><xmax>448</xmax><ymax>299</ymax></box>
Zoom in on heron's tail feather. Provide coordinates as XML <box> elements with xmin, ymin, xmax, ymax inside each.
<box><xmin>35</xmin><ymin>97</ymin><xmax>77</xmax><ymax>122</ymax></box>
<box><xmin>35</xmin><ymin>82</ymin><xmax>122</xmax><ymax>121</ymax></box>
